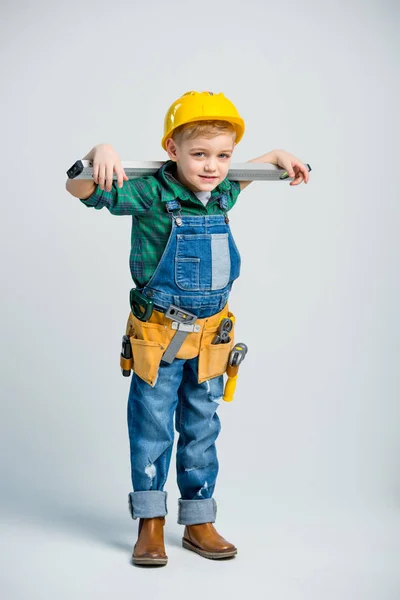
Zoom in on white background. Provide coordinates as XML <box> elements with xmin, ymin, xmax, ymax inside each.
<box><xmin>1</xmin><ymin>1</ymin><xmax>399</xmax><ymax>598</ymax></box>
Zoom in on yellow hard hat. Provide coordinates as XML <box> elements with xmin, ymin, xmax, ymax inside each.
<box><xmin>162</xmin><ymin>90</ymin><xmax>245</xmax><ymax>150</ymax></box>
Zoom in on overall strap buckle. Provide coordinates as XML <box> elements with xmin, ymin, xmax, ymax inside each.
<box><xmin>218</xmin><ymin>194</ymin><xmax>229</xmax><ymax>223</ymax></box>
<box><xmin>166</xmin><ymin>199</ymin><xmax>183</xmax><ymax>226</ymax></box>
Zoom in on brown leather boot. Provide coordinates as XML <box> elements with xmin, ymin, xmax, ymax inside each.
<box><xmin>132</xmin><ymin>517</ymin><xmax>168</xmax><ymax>566</ymax></box>
<box><xmin>182</xmin><ymin>522</ymin><xmax>237</xmax><ymax>559</ymax></box>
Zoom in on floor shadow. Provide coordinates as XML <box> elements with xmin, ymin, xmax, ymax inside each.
<box><xmin>3</xmin><ymin>495</ymin><xmax>184</xmax><ymax>552</ymax></box>
<box><xmin>3</xmin><ymin>496</ymin><xmax>135</xmax><ymax>553</ymax></box>
<box><xmin>164</xmin><ymin>530</ymin><xmax>183</xmax><ymax>548</ymax></box>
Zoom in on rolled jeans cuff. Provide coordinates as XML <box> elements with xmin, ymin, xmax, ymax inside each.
<box><xmin>178</xmin><ymin>498</ymin><xmax>217</xmax><ymax>525</ymax></box>
<box><xmin>128</xmin><ymin>491</ymin><xmax>168</xmax><ymax>520</ymax></box>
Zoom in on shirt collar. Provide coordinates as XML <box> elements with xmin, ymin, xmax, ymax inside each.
<box><xmin>157</xmin><ymin>160</ymin><xmax>232</xmax><ymax>203</ymax></box>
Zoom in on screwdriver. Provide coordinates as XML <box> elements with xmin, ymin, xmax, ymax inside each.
<box><xmin>223</xmin><ymin>342</ymin><xmax>248</xmax><ymax>402</ymax></box>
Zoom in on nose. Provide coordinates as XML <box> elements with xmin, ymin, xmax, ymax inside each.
<box><xmin>204</xmin><ymin>158</ymin><xmax>217</xmax><ymax>172</ymax></box>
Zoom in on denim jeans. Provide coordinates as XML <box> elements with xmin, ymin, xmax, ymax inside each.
<box><xmin>127</xmin><ymin>355</ymin><xmax>223</xmax><ymax>525</ymax></box>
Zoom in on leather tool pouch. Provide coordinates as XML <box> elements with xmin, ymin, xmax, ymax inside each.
<box><xmin>197</xmin><ymin>309</ymin><xmax>235</xmax><ymax>384</ymax></box>
<box><xmin>125</xmin><ymin>313</ymin><xmax>167</xmax><ymax>387</ymax></box>
<box><xmin>123</xmin><ymin>305</ymin><xmax>235</xmax><ymax>387</ymax></box>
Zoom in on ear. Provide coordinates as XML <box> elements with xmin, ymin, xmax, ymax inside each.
<box><xmin>165</xmin><ymin>137</ymin><xmax>179</xmax><ymax>161</ymax></box>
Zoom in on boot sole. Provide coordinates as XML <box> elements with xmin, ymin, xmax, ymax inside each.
<box><xmin>182</xmin><ymin>538</ymin><xmax>237</xmax><ymax>560</ymax></box>
<box><xmin>132</xmin><ymin>556</ymin><xmax>168</xmax><ymax>566</ymax></box>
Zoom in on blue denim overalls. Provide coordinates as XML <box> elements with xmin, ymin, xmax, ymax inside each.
<box><xmin>127</xmin><ymin>195</ymin><xmax>241</xmax><ymax>526</ymax></box>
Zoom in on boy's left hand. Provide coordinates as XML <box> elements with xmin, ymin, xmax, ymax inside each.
<box><xmin>242</xmin><ymin>149</ymin><xmax>310</xmax><ymax>192</ymax></box>
<box><xmin>273</xmin><ymin>149</ymin><xmax>309</xmax><ymax>185</ymax></box>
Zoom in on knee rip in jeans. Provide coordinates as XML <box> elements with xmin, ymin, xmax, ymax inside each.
<box><xmin>196</xmin><ymin>481</ymin><xmax>209</xmax><ymax>497</ymax></box>
<box><xmin>145</xmin><ymin>462</ymin><xmax>156</xmax><ymax>488</ymax></box>
<box><xmin>184</xmin><ymin>465</ymin><xmax>201</xmax><ymax>472</ymax></box>
<box><xmin>206</xmin><ymin>379</ymin><xmax>223</xmax><ymax>404</ymax></box>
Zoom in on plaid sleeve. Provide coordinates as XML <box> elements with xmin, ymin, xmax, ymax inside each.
<box><xmin>79</xmin><ymin>176</ymin><xmax>159</xmax><ymax>216</ymax></box>
<box><xmin>226</xmin><ymin>180</ymin><xmax>242</xmax><ymax>212</ymax></box>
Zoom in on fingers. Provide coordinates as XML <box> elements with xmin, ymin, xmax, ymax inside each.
<box><xmin>93</xmin><ymin>162</ymin><xmax>99</xmax><ymax>185</ymax></box>
<box><xmin>116</xmin><ymin>169</ymin><xmax>123</xmax><ymax>188</ymax></box>
<box><xmin>116</xmin><ymin>167</ymin><xmax>128</xmax><ymax>188</ymax></box>
<box><xmin>287</xmin><ymin>166</ymin><xmax>295</xmax><ymax>178</ymax></box>
<box><xmin>289</xmin><ymin>163</ymin><xmax>309</xmax><ymax>186</ymax></box>
<box><xmin>290</xmin><ymin>174</ymin><xmax>304</xmax><ymax>186</ymax></box>
<box><xmin>96</xmin><ymin>165</ymin><xmax>127</xmax><ymax>190</ymax></box>
<box><xmin>97</xmin><ymin>164</ymin><xmax>113</xmax><ymax>191</ymax></box>
<box><xmin>296</xmin><ymin>163</ymin><xmax>309</xmax><ymax>184</ymax></box>
<box><xmin>105</xmin><ymin>163</ymin><xmax>114</xmax><ymax>191</ymax></box>
<box><xmin>286</xmin><ymin>164</ymin><xmax>298</xmax><ymax>185</ymax></box>
<box><xmin>92</xmin><ymin>145</ymin><xmax>126</xmax><ymax>191</ymax></box>
<box><xmin>98</xmin><ymin>164</ymin><xmax>106</xmax><ymax>190</ymax></box>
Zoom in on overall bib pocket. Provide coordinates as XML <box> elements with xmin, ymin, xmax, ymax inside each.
<box><xmin>175</xmin><ymin>257</ymin><xmax>200</xmax><ymax>291</ymax></box>
<box><xmin>175</xmin><ymin>233</ymin><xmax>231</xmax><ymax>292</ymax></box>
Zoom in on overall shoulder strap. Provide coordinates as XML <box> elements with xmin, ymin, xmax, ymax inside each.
<box><xmin>165</xmin><ymin>195</ymin><xmax>229</xmax><ymax>224</ymax></box>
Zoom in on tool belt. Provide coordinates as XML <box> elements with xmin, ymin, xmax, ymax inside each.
<box><xmin>120</xmin><ymin>304</ymin><xmax>235</xmax><ymax>387</ymax></box>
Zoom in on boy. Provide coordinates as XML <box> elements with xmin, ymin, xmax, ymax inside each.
<box><xmin>66</xmin><ymin>90</ymin><xmax>309</xmax><ymax>566</ymax></box>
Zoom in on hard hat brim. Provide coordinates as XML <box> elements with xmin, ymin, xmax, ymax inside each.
<box><xmin>161</xmin><ymin>116</ymin><xmax>245</xmax><ymax>151</ymax></box>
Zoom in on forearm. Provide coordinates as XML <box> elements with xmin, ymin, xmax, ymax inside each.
<box><xmin>65</xmin><ymin>147</ymin><xmax>96</xmax><ymax>199</ymax></box>
<box><xmin>247</xmin><ymin>150</ymin><xmax>278</xmax><ymax>165</ymax></box>
<box><xmin>238</xmin><ymin>150</ymin><xmax>278</xmax><ymax>191</ymax></box>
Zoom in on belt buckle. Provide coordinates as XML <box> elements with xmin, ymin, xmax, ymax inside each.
<box><xmin>171</xmin><ymin>322</ymin><xmax>201</xmax><ymax>333</ymax></box>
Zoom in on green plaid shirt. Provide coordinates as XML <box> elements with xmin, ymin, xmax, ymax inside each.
<box><xmin>80</xmin><ymin>160</ymin><xmax>241</xmax><ymax>288</ymax></box>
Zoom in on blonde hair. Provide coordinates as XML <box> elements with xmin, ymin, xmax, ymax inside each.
<box><xmin>172</xmin><ymin>120</ymin><xmax>236</xmax><ymax>146</ymax></box>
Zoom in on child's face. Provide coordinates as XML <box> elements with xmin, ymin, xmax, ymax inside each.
<box><xmin>166</xmin><ymin>133</ymin><xmax>235</xmax><ymax>193</ymax></box>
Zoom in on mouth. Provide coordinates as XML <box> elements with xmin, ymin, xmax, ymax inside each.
<box><xmin>199</xmin><ymin>175</ymin><xmax>218</xmax><ymax>181</ymax></box>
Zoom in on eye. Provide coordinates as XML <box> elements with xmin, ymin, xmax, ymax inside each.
<box><xmin>193</xmin><ymin>152</ymin><xmax>204</xmax><ymax>157</ymax></box>
<box><xmin>219</xmin><ymin>153</ymin><xmax>230</xmax><ymax>158</ymax></box>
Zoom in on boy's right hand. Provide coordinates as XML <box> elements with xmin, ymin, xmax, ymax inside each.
<box><xmin>92</xmin><ymin>144</ymin><xmax>129</xmax><ymax>191</ymax></box>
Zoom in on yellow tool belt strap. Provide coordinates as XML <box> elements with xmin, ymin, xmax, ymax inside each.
<box><xmin>124</xmin><ymin>304</ymin><xmax>235</xmax><ymax>387</ymax></box>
